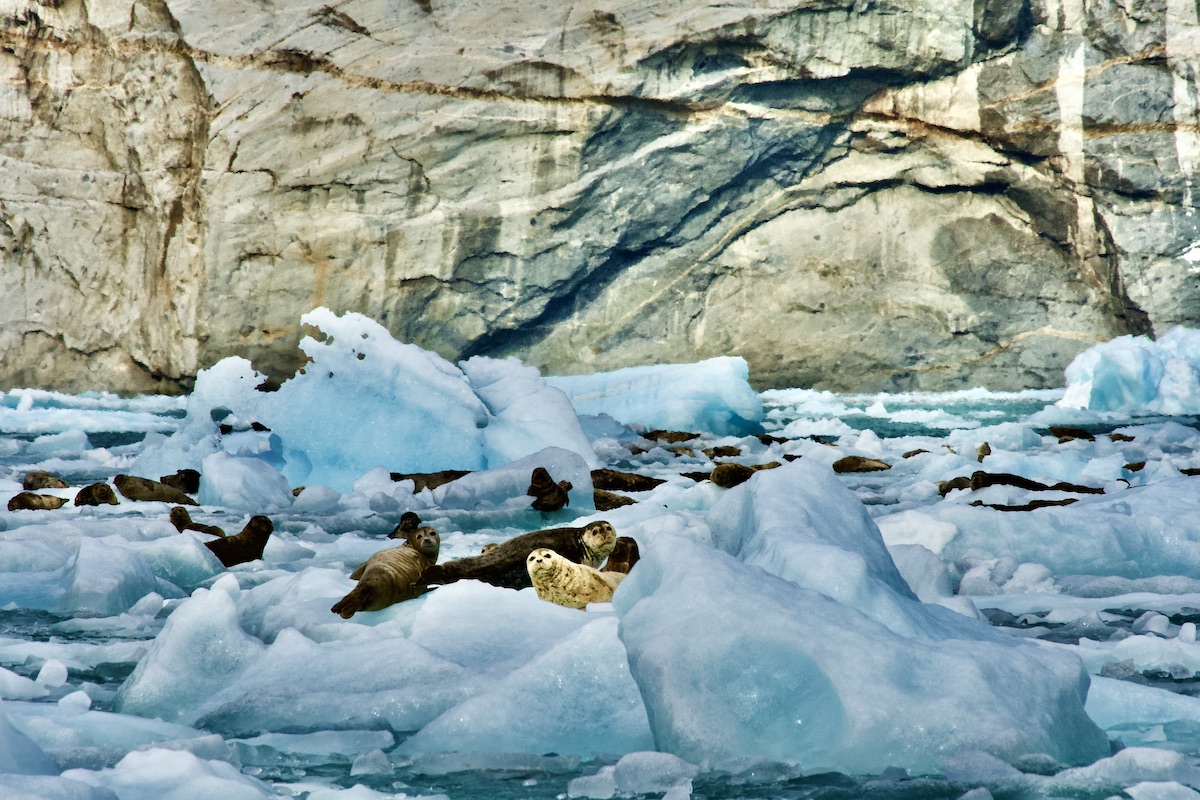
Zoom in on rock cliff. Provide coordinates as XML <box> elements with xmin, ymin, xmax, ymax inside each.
<box><xmin>2</xmin><ymin>0</ymin><xmax>1197</xmax><ymax>393</ymax></box>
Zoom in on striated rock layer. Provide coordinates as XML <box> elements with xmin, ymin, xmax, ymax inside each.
<box><xmin>1</xmin><ymin>0</ymin><xmax>1197</xmax><ymax>392</ymax></box>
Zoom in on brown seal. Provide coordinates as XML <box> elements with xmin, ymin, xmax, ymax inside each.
<box><xmin>74</xmin><ymin>483</ymin><xmax>119</xmax><ymax>507</ymax></box>
<box><xmin>159</xmin><ymin>469</ymin><xmax>201</xmax><ymax>495</ymax></box>
<box><xmin>204</xmin><ymin>516</ymin><xmax>273</xmax><ymax>567</ymax></box>
<box><xmin>331</xmin><ymin>527</ymin><xmax>440</xmax><ymax>618</ymax></box>
<box><xmin>114</xmin><ymin>474</ymin><xmax>199</xmax><ymax>506</ymax></box>
<box><xmin>170</xmin><ymin>506</ymin><xmax>226</xmax><ymax>538</ymax></box>
<box><xmin>527</xmin><ymin>467</ymin><xmax>572</xmax><ymax>512</ymax></box>
<box><xmin>601</xmin><ymin>537</ymin><xmax>640</xmax><ymax>574</ymax></box>
<box><xmin>23</xmin><ymin>471</ymin><xmax>69</xmax><ymax>491</ymax></box>
<box><xmin>7</xmin><ymin>492</ymin><xmax>67</xmax><ymax>511</ymax></box>
<box><xmin>526</xmin><ymin>548</ymin><xmax>625</xmax><ymax>609</ymax></box>
<box><xmin>387</xmin><ymin>511</ymin><xmax>423</xmax><ymax>539</ymax></box>
<box><xmin>421</xmin><ymin>521</ymin><xmax>618</xmax><ymax>591</ymax></box>
<box><xmin>594</xmin><ymin>489</ymin><xmax>636</xmax><ymax>511</ymax></box>
<box><xmin>389</xmin><ymin>470</ymin><xmax>470</xmax><ymax>492</ymax></box>
<box><xmin>590</xmin><ymin>469</ymin><xmax>664</xmax><ymax>492</ymax></box>
<box><xmin>831</xmin><ymin>456</ymin><xmax>891</xmax><ymax>474</ymax></box>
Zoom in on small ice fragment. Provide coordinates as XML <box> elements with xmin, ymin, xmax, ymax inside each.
<box><xmin>35</xmin><ymin>659</ymin><xmax>68</xmax><ymax>688</ymax></box>
<box><xmin>58</xmin><ymin>689</ymin><xmax>92</xmax><ymax>714</ymax></box>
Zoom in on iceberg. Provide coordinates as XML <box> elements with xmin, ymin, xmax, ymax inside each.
<box><xmin>1059</xmin><ymin>328</ymin><xmax>1200</xmax><ymax>414</ymax></box>
<box><xmin>547</xmin><ymin>357</ymin><xmax>764</xmax><ymax>436</ymax></box>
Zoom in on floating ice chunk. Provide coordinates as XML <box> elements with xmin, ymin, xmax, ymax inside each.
<box><xmin>1059</xmin><ymin>328</ymin><xmax>1200</xmax><ymax>414</ymax></box>
<box><xmin>198</xmin><ymin>452</ymin><xmax>293</xmax><ymax>512</ymax></box>
<box><xmin>399</xmin><ymin>617</ymin><xmax>652</xmax><ymax>756</ymax></box>
<box><xmin>116</xmin><ymin>587</ymin><xmax>266</xmax><ymax>724</ymax></box>
<box><xmin>261</xmin><ymin>308</ymin><xmax>489</xmax><ymax>490</ymax></box>
<box><xmin>461</xmin><ymin>356</ymin><xmax>600</xmax><ymax>469</ymax></box>
<box><xmin>548</xmin><ymin>357</ymin><xmax>764</xmax><ymax>436</ymax></box>
<box><xmin>0</xmin><ymin>774</ymin><xmax>118</xmax><ymax>799</ymax></box>
<box><xmin>0</xmin><ymin>699</ymin><xmax>56</xmax><ymax>775</ymax></box>
<box><xmin>613</xmin><ymin>534</ymin><xmax>1107</xmax><ymax>774</ymax></box>
<box><xmin>28</xmin><ymin>429</ymin><xmax>92</xmax><ymax>455</ymax></box>
<box><xmin>62</xmin><ymin>748</ymin><xmax>276</xmax><ymax>800</ymax></box>
<box><xmin>61</xmin><ymin>539</ymin><xmax>161</xmax><ymax>617</ymax></box>
<box><xmin>1086</xmin><ymin>676</ymin><xmax>1200</xmax><ymax>735</ymax></box>
<box><xmin>37</xmin><ymin>659</ymin><xmax>69</xmax><ymax>688</ymax></box>
<box><xmin>432</xmin><ymin>447</ymin><xmax>594</xmax><ymax>511</ymax></box>
<box><xmin>568</xmin><ymin>765</ymin><xmax>616</xmax><ymax>799</ymax></box>
<box><xmin>290</xmin><ymin>485</ymin><xmax>341</xmax><ymax>513</ymax></box>
<box><xmin>887</xmin><ymin>544</ymin><xmax>981</xmax><ymax>618</ymax></box>
<box><xmin>611</xmin><ymin>751</ymin><xmax>699</xmax><ymax>794</ymax></box>
<box><xmin>133</xmin><ymin>535</ymin><xmax>222</xmax><ymax>592</ymax></box>
<box><xmin>190</xmin><ymin>627</ymin><xmax>471</xmax><ymax>737</ymax></box>
<box><xmin>1046</xmin><ymin>748</ymin><xmax>1200</xmax><ymax>794</ymax></box>
<box><xmin>1124</xmin><ymin>782</ymin><xmax>1200</xmax><ymax>800</ymax></box>
<box><xmin>0</xmin><ymin>666</ymin><xmax>48</xmax><ymax>701</ymax></box>
<box><xmin>58</xmin><ymin>690</ymin><xmax>92</xmax><ymax>714</ymax></box>
<box><xmin>408</xmin><ymin>581</ymin><xmax>592</xmax><ymax>675</ymax></box>
<box><xmin>876</xmin><ymin>510</ymin><xmax>961</xmax><ymax>555</ymax></box>
<box><xmin>349</xmin><ymin>749</ymin><xmax>391</xmax><ymax>776</ymax></box>
<box><xmin>705</xmin><ymin>460</ymin><xmax>925</xmax><ymax>636</ymax></box>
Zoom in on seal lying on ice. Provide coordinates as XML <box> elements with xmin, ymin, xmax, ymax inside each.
<box><xmin>331</xmin><ymin>526</ymin><xmax>441</xmax><ymax>617</ymax></box>
<box><xmin>421</xmin><ymin>521</ymin><xmax>617</xmax><ymax>591</ymax></box>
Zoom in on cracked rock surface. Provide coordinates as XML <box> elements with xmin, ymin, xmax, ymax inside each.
<box><xmin>1</xmin><ymin>0</ymin><xmax>1197</xmax><ymax>392</ymax></box>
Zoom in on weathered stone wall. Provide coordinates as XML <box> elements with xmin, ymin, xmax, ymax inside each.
<box><xmin>1</xmin><ymin>0</ymin><xmax>1196</xmax><ymax>392</ymax></box>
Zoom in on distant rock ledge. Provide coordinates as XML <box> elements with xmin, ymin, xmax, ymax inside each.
<box><xmin>1</xmin><ymin>0</ymin><xmax>1196</xmax><ymax>393</ymax></box>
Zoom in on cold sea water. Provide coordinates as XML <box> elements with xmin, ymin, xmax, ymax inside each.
<box><xmin>3</xmin><ymin>383</ymin><xmax>1200</xmax><ymax>800</ymax></box>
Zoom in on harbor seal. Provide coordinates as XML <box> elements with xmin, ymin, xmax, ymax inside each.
<box><xmin>526</xmin><ymin>548</ymin><xmax>625</xmax><ymax>609</ymax></box>
<box><xmin>114</xmin><ymin>474</ymin><xmax>198</xmax><ymax>506</ymax></box>
<box><xmin>205</xmin><ymin>516</ymin><xmax>273</xmax><ymax>567</ymax></box>
<box><xmin>386</xmin><ymin>511</ymin><xmax>422</xmax><ymax>539</ymax></box>
<box><xmin>527</xmin><ymin>467</ymin><xmax>571</xmax><ymax>512</ymax></box>
<box><xmin>602</xmin><ymin>536</ymin><xmax>640</xmax><ymax>574</ymax></box>
<box><xmin>159</xmin><ymin>469</ymin><xmax>201</xmax><ymax>495</ymax></box>
<box><xmin>421</xmin><ymin>521</ymin><xmax>617</xmax><ymax>591</ymax></box>
<box><xmin>74</xmin><ymin>483</ymin><xmax>119</xmax><ymax>507</ymax></box>
<box><xmin>7</xmin><ymin>492</ymin><xmax>67</xmax><ymax>511</ymax></box>
<box><xmin>23</xmin><ymin>471</ymin><xmax>69</xmax><ymax>491</ymax></box>
<box><xmin>331</xmin><ymin>527</ymin><xmax>440</xmax><ymax>617</ymax></box>
<box><xmin>170</xmin><ymin>506</ymin><xmax>225</xmax><ymax>538</ymax></box>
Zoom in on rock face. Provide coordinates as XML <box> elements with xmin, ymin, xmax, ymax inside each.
<box><xmin>1</xmin><ymin>0</ymin><xmax>1197</xmax><ymax>392</ymax></box>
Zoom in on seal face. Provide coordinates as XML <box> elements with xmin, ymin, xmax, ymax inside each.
<box><xmin>526</xmin><ymin>548</ymin><xmax>626</xmax><ymax>609</ymax></box>
<box><xmin>421</xmin><ymin>520</ymin><xmax>618</xmax><ymax>591</ymax></box>
<box><xmin>387</xmin><ymin>511</ymin><xmax>423</xmax><ymax>539</ymax></box>
<box><xmin>205</xmin><ymin>515</ymin><xmax>273</xmax><ymax>567</ymax></box>
<box><xmin>331</xmin><ymin>529</ymin><xmax>441</xmax><ymax>618</ymax></box>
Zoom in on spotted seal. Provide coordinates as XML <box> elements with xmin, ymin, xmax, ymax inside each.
<box><xmin>331</xmin><ymin>527</ymin><xmax>440</xmax><ymax>617</ymax></box>
<box><xmin>421</xmin><ymin>521</ymin><xmax>617</xmax><ymax>591</ymax></box>
<box><xmin>526</xmin><ymin>548</ymin><xmax>625</xmax><ymax>609</ymax></box>
<box><xmin>205</xmin><ymin>516</ymin><xmax>273</xmax><ymax>567</ymax></box>
<box><xmin>23</xmin><ymin>471</ymin><xmax>69</xmax><ymax>491</ymax></box>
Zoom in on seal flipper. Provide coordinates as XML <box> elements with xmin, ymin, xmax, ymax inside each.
<box><xmin>349</xmin><ymin>563</ymin><xmax>366</xmax><ymax>581</ymax></box>
<box><xmin>331</xmin><ymin>585</ymin><xmax>373</xmax><ymax>619</ymax></box>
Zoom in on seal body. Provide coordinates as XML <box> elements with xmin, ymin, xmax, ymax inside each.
<box><xmin>74</xmin><ymin>483</ymin><xmax>119</xmax><ymax>507</ymax></box>
<box><xmin>527</xmin><ymin>548</ymin><xmax>625</xmax><ymax>609</ymax></box>
<box><xmin>171</xmin><ymin>506</ymin><xmax>225</xmax><ymax>537</ymax></box>
<box><xmin>602</xmin><ymin>537</ymin><xmax>640</xmax><ymax>574</ymax></box>
<box><xmin>7</xmin><ymin>492</ymin><xmax>67</xmax><ymax>511</ymax></box>
<box><xmin>159</xmin><ymin>469</ymin><xmax>201</xmax><ymax>495</ymax></box>
<box><xmin>114</xmin><ymin>474</ymin><xmax>198</xmax><ymax>506</ymax></box>
<box><xmin>527</xmin><ymin>467</ymin><xmax>571</xmax><ymax>512</ymax></box>
<box><xmin>23</xmin><ymin>471</ymin><xmax>69</xmax><ymax>491</ymax></box>
<box><xmin>205</xmin><ymin>516</ymin><xmax>273</xmax><ymax>567</ymax></box>
<box><xmin>332</xmin><ymin>527</ymin><xmax>440</xmax><ymax>617</ymax></box>
<box><xmin>422</xmin><ymin>521</ymin><xmax>617</xmax><ymax>591</ymax></box>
